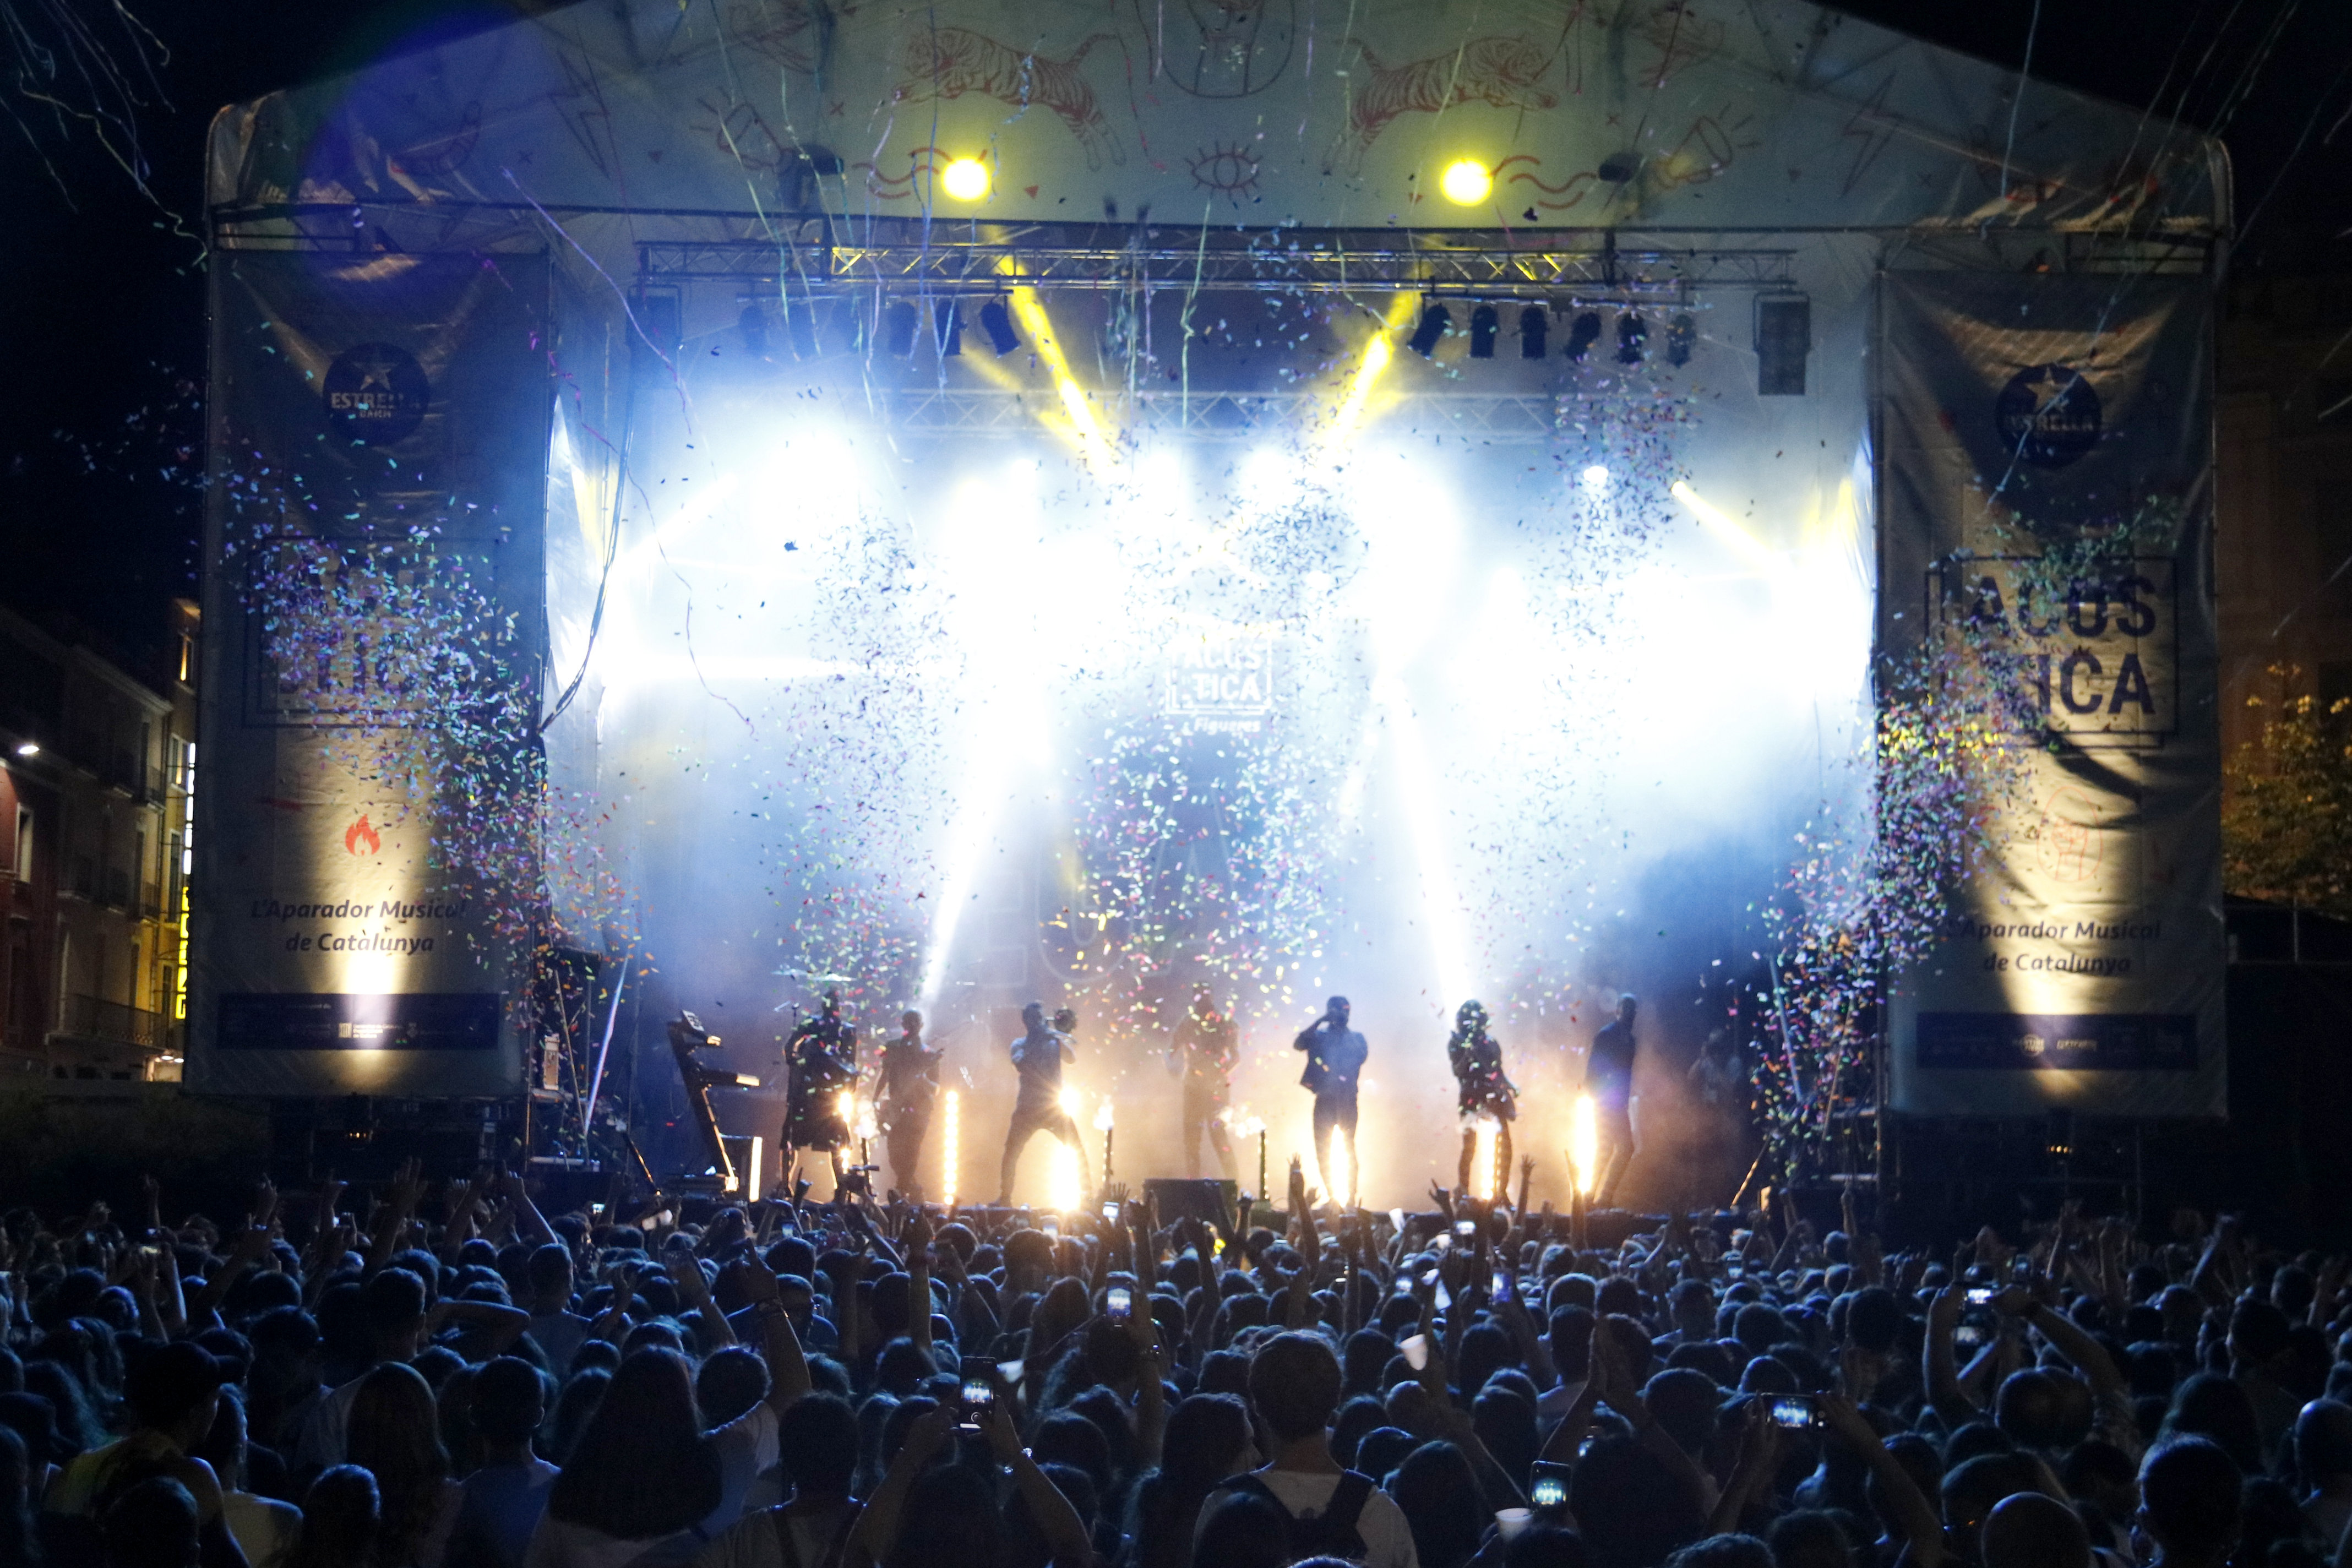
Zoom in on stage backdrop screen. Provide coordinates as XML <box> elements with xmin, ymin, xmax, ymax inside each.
<box><xmin>1881</xmin><ymin>271</ymin><xmax>2224</xmax><ymax>1118</ymax></box>
<box><xmin>190</xmin><ymin>251</ymin><xmax>550</xmax><ymax>1098</ymax></box>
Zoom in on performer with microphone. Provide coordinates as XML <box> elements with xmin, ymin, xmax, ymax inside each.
<box><xmin>1447</xmin><ymin>999</ymin><xmax>1517</xmax><ymax>1193</ymax></box>
<box><xmin>1292</xmin><ymin>995</ymin><xmax>1366</xmax><ymax>1205</ymax></box>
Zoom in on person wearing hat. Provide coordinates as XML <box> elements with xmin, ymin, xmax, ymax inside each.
<box><xmin>45</xmin><ymin>1340</ymin><xmax>231</xmax><ymax>1525</ymax></box>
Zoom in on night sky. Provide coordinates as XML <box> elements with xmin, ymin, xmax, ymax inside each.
<box><xmin>2</xmin><ymin>0</ymin><xmax>2344</xmax><ymax>676</ymax></box>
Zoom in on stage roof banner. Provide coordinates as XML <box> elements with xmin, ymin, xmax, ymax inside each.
<box><xmin>208</xmin><ymin>0</ymin><xmax>2226</xmax><ymax>243</ymax></box>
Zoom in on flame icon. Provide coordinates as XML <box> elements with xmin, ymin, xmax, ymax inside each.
<box><xmin>344</xmin><ymin>815</ymin><xmax>382</xmax><ymax>856</ymax></box>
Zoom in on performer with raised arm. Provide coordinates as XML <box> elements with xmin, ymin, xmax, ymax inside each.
<box><xmin>997</xmin><ymin>1000</ymin><xmax>1085</xmax><ymax>1205</ymax></box>
<box><xmin>1170</xmin><ymin>983</ymin><xmax>1240</xmax><ymax>1182</ymax></box>
<box><xmin>878</xmin><ymin>1009</ymin><xmax>941</xmax><ymax>1199</ymax></box>
<box><xmin>782</xmin><ymin>989</ymin><xmax>858</xmax><ymax>1193</ymax></box>
<box><xmin>1292</xmin><ymin>995</ymin><xmax>1366</xmax><ymax>1206</ymax></box>
<box><xmin>1586</xmin><ymin>992</ymin><xmax>1640</xmax><ymax>1204</ymax></box>
<box><xmin>1446</xmin><ymin>999</ymin><xmax>1518</xmax><ymax>1193</ymax></box>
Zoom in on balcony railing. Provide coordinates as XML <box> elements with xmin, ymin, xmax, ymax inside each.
<box><xmin>58</xmin><ymin>993</ymin><xmax>177</xmax><ymax>1052</ymax></box>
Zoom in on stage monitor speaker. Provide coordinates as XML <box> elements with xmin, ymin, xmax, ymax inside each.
<box><xmin>1145</xmin><ymin>1178</ymin><xmax>1238</xmax><ymax>1232</ymax></box>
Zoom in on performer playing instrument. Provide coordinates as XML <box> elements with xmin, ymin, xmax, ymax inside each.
<box><xmin>782</xmin><ymin>989</ymin><xmax>858</xmax><ymax>1191</ymax></box>
<box><xmin>1446</xmin><ymin>999</ymin><xmax>1518</xmax><ymax>1193</ymax></box>
<box><xmin>997</xmin><ymin>1000</ymin><xmax>1085</xmax><ymax>1205</ymax></box>
<box><xmin>1170</xmin><ymin>984</ymin><xmax>1239</xmax><ymax>1182</ymax></box>
<box><xmin>878</xmin><ymin>1009</ymin><xmax>941</xmax><ymax>1199</ymax></box>
<box><xmin>1292</xmin><ymin>995</ymin><xmax>1366</xmax><ymax>1206</ymax></box>
<box><xmin>1586</xmin><ymin>992</ymin><xmax>1640</xmax><ymax>1204</ymax></box>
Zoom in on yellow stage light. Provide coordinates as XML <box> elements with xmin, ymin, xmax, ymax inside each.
<box><xmin>941</xmin><ymin>1090</ymin><xmax>960</xmax><ymax>1206</ymax></box>
<box><xmin>1569</xmin><ymin>1092</ymin><xmax>1600</xmax><ymax>1196</ymax></box>
<box><xmin>941</xmin><ymin>157</ymin><xmax>990</xmax><ymax>202</ymax></box>
<box><xmin>1440</xmin><ymin>159</ymin><xmax>1493</xmax><ymax>205</ymax></box>
<box><xmin>1048</xmin><ymin>1141</ymin><xmax>1082</xmax><ymax>1212</ymax></box>
<box><xmin>1471</xmin><ymin>1118</ymin><xmax>1500</xmax><ymax>1201</ymax></box>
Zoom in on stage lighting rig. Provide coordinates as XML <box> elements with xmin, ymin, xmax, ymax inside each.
<box><xmin>1666</xmin><ymin>312</ymin><xmax>1696</xmax><ymax>367</ymax></box>
<box><xmin>1616</xmin><ymin>313</ymin><xmax>1646</xmax><ymax>365</ymax></box>
<box><xmin>1468</xmin><ymin>304</ymin><xmax>1498</xmax><ymax>359</ymax></box>
<box><xmin>1518</xmin><ymin>306</ymin><xmax>1547</xmax><ymax>358</ymax></box>
<box><xmin>1408</xmin><ymin>303</ymin><xmax>1452</xmax><ymax>358</ymax></box>
<box><xmin>979</xmin><ymin>298</ymin><xmax>1021</xmax><ymax>356</ymax></box>
<box><xmin>1564</xmin><ymin>311</ymin><xmax>1601</xmax><ymax>362</ymax></box>
<box><xmin>934</xmin><ymin>301</ymin><xmax>963</xmax><ymax>357</ymax></box>
<box><xmin>1440</xmin><ymin>159</ymin><xmax>1493</xmax><ymax>205</ymax></box>
<box><xmin>940</xmin><ymin>156</ymin><xmax>990</xmax><ymax>202</ymax></box>
<box><xmin>883</xmin><ymin>300</ymin><xmax>918</xmax><ymax>356</ymax></box>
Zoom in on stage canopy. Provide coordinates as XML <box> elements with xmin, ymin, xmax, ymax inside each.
<box><xmin>192</xmin><ymin>0</ymin><xmax>2229</xmax><ymax>1205</ymax></box>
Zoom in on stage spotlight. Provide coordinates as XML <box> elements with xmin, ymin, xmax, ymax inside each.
<box><xmin>883</xmin><ymin>300</ymin><xmax>918</xmax><ymax>356</ymax></box>
<box><xmin>1468</xmin><ymin>304</ymin><xmax>1498</xmax><ymax>359</ymax></box>
<box><xmin>979</xmin><ymin>298</ymin><xmax>1021</xmax><ymax>356</ymax></box>
<box><xmin>1756</xmin><ymin>295</ymin><xmax>1811</xmax><ymax>395</ymax></box>
<box><xmin>1580</xmin><ymin>464</ymin><xmax>1609</xmax><ymax>488</ymax></box>
<box><xmin>1518</xmin><ymin>306</ymin><xmax>1547</xmax><ymax>358</ymax></box>
<box><xmin>1408</xmin><ymin>303</ymin><xmax>1452</xmax><ymax>357</ymax></box>
<box><xmin>1666</xmin><ymin>312</ymin><xmax>1696</xmax><ymax>367</ymax></box>
<box><xmin>940</xmin><ymin>156</ymin><xmax>990</xmax><ymax>202</ymax></box>
<box><xmin>13</xmin><ymin>741</ymin><xmax>37</xmax><ymax>757</ymax></box>
<box><xmin>1616</xmin><ymin>312</ymin><xmax>1646</xmax><ymax>364</ymax></box>
<box><xmin>1440</xmin><ymin>158</ymin><xmax>1493</xmax><ymax>205</ymax></box>
<box><xmin>1564</xmin><ymin>310</ymin><xmax>1600</xmax><ymax>362</ymax></box>
<box><xmin>934</xmin><ymin>301</ymin><xmax>962</xmax><ymax>357</ymax></box>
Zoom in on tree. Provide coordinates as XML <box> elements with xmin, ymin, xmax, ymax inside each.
<box><xmin>2222</xmin><ymin>665</ymin><xmax>2352</xmax><ymax>918</ymax></box>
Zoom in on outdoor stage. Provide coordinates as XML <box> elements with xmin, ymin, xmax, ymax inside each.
<box><xmin>188</xmin><ymin>0</ymin><xmax>2226</xmax><ymax>1212</ymax></box>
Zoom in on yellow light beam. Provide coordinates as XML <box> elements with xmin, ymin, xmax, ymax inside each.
<box><xmin>941</xmin><ymin>1090</ymin><xmax>960</xmax><ymax>1207</ymax></box>
<box><xmin>1669</xmin><ymin>480</ymin><xmax>1783</xmax><ymax>576</ymax></box>
<box><xmin>1324</xmin><ymin>292</ymin><xmax>1422</xmax><ymax>454</ymax></box>
<box><xmin>1007</xmin><ymin>284</ymin><xmax>1115</xmax><ymax>467</ymax></box>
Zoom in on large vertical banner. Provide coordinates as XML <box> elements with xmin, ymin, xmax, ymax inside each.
<box><xmin>1881</xmin><ymin>271</ymin><xmax>2224</xmax><ymax>1118</ymax></box>
<box><xmin>192</xmin><ymin>252</ymin><xmax>549</xmax><ymax>1097</ymax></box>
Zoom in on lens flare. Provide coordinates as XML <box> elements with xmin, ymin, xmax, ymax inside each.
<box><xmin>1569</xmin><ymin>1093</ymin><xmax>1599</xmax><ymax>1196</ymax></box>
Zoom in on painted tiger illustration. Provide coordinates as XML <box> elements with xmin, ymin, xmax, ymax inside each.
<box><xmin>897</xmin><ymin>29</ymin><xmax>1127</xmax><ymax>170</ymax></box>
<box><xmin>1328</xmin><ymin>35</ymin><xmax>1560</xmax><ymax>171</ymax></box>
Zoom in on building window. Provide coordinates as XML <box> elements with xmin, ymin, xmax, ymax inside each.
<box><xmin>12</xmin><ymin>805</ymin><xmax>26</xmax><ymax>881</ymax></box>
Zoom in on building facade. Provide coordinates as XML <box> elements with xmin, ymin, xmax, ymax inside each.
<box><xmin>0</xmin><ymin>602</ymin><xmax>198</xmax><ymax>1080</ymax></box>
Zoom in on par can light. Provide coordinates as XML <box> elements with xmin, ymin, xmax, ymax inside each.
<box><xmin>1440</xmin><ymin>159</ymin><xmax>1493</xmax><ymax>205</ymax></box>
<box><xmin>941</xmin><ymin>156</ymin><xmax>990</xmax><ymax>202</ymax></box>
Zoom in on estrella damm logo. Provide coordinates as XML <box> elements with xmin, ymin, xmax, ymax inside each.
<box><xmin>323</xmin><ymin>342</ymin><xmax>429</xmax><ymax>445</ymax></box>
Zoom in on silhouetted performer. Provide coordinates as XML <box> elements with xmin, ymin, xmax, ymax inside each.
<box><xmin>998</xmin><ymin>1000</ymin><xmax>1084</xmax><ymax>1205</ymax></box>
<box><xmin>1293</xmin><ymin>995</ymin><xmax>1366</xmax><ymax>1205</ymax></box>
<box><xmin>1586</xmin><ymin>993</ymin><xmax>1639</xmax><ymax>1204</ymax></box>
<box><xmin>1447</xmin><ymin>999</ymin><xmax>1518</xmax><ymax>1194</ymax></box>
<box><xmin>878</xmin><ymin>1009</ymin><xmax>941</xmax><ymax>1199</ymax></box>
<box><xmin>783</xmin><ymin>989</ymin><xmax>857</xmax><ymax>1190</ymax></box>
<box><xmin>1171</xmin><ymin>984</ymin><xmax>1239</xmax><ymax>1182</ymax></box>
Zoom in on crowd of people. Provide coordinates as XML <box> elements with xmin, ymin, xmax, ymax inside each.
<box><xmin>0</xmin><ymin>1158</ymin><xmax>2333</xmax><ymax>1568</ymax></box>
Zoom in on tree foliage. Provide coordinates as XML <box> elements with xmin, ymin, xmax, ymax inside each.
<box><xmin>2223</xmin><ymin>666</ymin><xmax>2352</xmax><ymax>917</ymax></box>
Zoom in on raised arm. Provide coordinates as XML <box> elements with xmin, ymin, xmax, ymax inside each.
<box><xmin>733</xmin><ymin>1254</ymin><xmax>813</xmax><ymax>1410</ymax></box>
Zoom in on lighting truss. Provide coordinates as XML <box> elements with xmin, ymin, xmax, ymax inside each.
<box><xmin>871</xmin><ymin>387</ymin><xmax>1567</xmax><ymax>443</ymax></box>
<box><xmin>633</xmin><ymin>220</ymin><xmax>1800</xmax><ymax>301</ymax></box>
